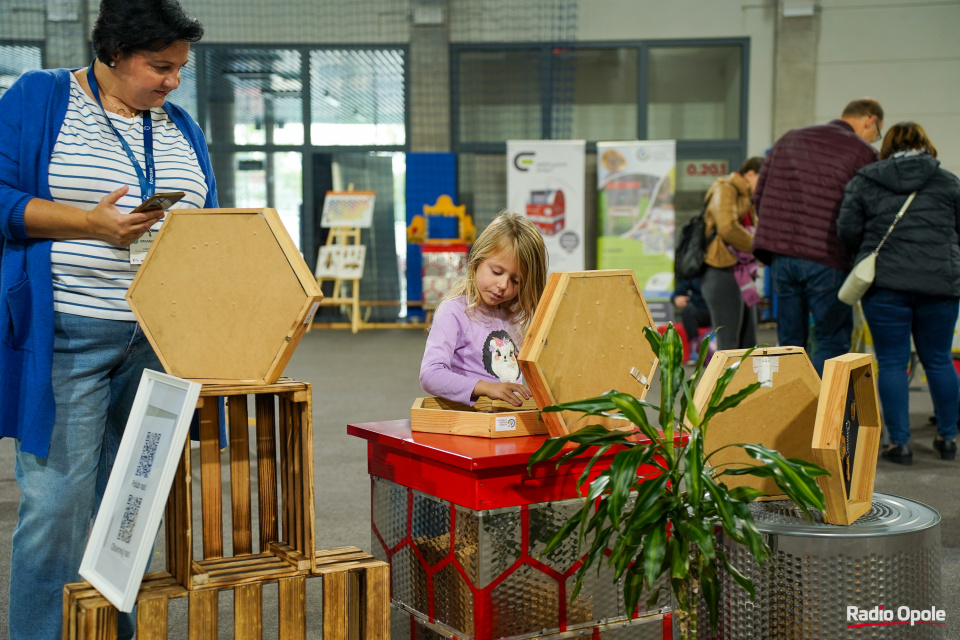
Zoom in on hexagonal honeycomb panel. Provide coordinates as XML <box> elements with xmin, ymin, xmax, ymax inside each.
<box><xmin>127</xmin><ymin>208</ymin><xmax>322</xmax><ymax>384</ymax></box>
<box><xmin>695</xmin><ymin>346</ymin><xmax>820</xmax><ymax>498</ymax></box>
<box><xmin>812</xmin><ymin>353</ymin><xmax>881</xmax><ymax>525</ymax></box>
<box><xmin>519</xmin><ymin>270</ymin><xmax>658</xmax><ymax>436</ymax></box>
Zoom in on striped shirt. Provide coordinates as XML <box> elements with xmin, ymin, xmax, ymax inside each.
<box><xmin>48</xmin><ymin>72</ymin><xmax>208</xmax><ymax>320</ymax></box>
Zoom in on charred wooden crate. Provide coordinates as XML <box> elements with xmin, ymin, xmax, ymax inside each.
<box><xmin>165</xmin><ymin>379</ymin><xmax>317</xmax><ymax>590</ymax></box>
<box><xmin>63</xmin><ymin>548</ymin><xmax>390</xmax><ymax>640</ymax></box>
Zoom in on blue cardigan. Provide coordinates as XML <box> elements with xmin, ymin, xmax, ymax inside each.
<box><xmin>0</xmin><ymin>68</ymin><xmax>218</xmax><ymax>457</ymax></box>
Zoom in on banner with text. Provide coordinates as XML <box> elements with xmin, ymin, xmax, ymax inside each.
<box><xmin>597</xmin><ymin>140</ymin><xmax>676</xmax><ymax>318</ymax></box>
<box><xmin>507</xmin><ymin>140</ymin><xmax>586</xmax><ymax>272</ymax></box>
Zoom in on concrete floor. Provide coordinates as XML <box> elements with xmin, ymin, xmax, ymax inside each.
<box><xmin>0</xmin><ymin>326</ymin><xmax>956</xmax><ymax>638</ymax></box>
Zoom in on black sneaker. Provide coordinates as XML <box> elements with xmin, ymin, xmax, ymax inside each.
<box><xmin>933</xmin><ymin>436</ymin><xmax>957</xmax><ymax>460</ymax></box>
<box><xmin>881</xmin><ymin>444</ymin><xmax>913</xmax><ymax>465</ymax></box>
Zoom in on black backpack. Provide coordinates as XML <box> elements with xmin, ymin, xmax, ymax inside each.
<box><xmin>674</xmin><ymin>203</ymin><xmax>715</xmax><ymax>280</ymax></box>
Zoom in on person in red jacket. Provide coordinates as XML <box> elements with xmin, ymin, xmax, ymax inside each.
<box><xmin>752</xmin><ymin>98</ymin><xmax>882</xmax><ymax>375</ymax></box>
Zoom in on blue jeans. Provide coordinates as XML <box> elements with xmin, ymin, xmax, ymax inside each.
<box><xmin>10</xmin><ymin>312</ymin><xmax>162</xmax><ymax>640</ymax></box>
<box><xmin>771</xmin><ymin>255</ymin><xmax>853</xmax><ymax>376</ymax></box>
<box><xmin>861</xmin><ymin>288</ymin><xmax>960</xmax><ymax>446</ymax></box>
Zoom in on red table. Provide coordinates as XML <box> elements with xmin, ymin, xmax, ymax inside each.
<box><xmin>349</xmin><ymin>420</ymin><xmax>672</xmax><ymax>640</ymax></box>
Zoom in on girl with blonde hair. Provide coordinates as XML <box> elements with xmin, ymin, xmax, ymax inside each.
<box><xmin>420</xmin><ymin>212</ymin><xmax>547</xmax><ymax>407</ymax></box>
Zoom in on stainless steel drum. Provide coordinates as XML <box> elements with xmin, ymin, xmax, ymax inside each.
<box><xmin>703</xmin><ymin>492</ymin><xmax>942</xmax><ymax>639</ymax></box>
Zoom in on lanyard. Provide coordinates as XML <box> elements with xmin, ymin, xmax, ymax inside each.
<box><xmin>86</xmin><ymin>60</ymin><xmax>154</xmax><ymax>199</ymax></box>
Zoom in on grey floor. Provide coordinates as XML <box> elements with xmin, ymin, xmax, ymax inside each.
<box><xmin>0</xmin><ymin>326</ymin><xmax>957</xmax><ymax>638</ymax></box>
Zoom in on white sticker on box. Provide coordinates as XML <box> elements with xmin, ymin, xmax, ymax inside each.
<box><xmin>753</xmin><ymin>355</ymin><xmax>779</xmax><ymax>387</ymax></box>
<box><xmin>495</xmin><ymin>416</ymin><xmax>517</xmax><ymax>432</ymax></box>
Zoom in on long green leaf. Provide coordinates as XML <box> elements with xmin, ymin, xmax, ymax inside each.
<box><xmin>703</xmin><ymin>381</ymin><xmax>762</xmax><ymax>423</ymax></box>
<box><xmin>642</xmin><ymin>524</ymin><xmax>667</xmax><ymax>595</ymax></box>
<box><xmin>707</xmin><ymin>347</ymin><xmax>756</xmax><ymax>409</ymax></box>
<box><xmin>717</xmin><ymin>548</ymin><xmax>757</xmax><ymax>599</ymax></box>
<box><xmin>608</xmin><ymin>447</ymin><xmax>652</xmax><ymax>527</ymax></box>
<box><xmin>740</xmin><ymin>444</ymin><xmax>827</xmax><ymax>514</ymax></box>
<box><xmin>701</xmin><ymin>559</ymin><xmax>721</xmax><ymax>633</ymax></box>
<box><xmin>624</xmin><ymin>562</ymin><xmax>645</xmax><ymax>618</ymax></box>
<box><xmin>608</xmin><ymin>392</ymin><xmax>663</xmax><ymax>445</ymax></box>
<box><xmin>682</xmin><ymin>428</ymin><xmax>704</xmax><ymax>510</ymax></box>
<box><xmin>669</xmin><ymin>534</ymin><xmax>689</xmax><ymax>579</ymax></box>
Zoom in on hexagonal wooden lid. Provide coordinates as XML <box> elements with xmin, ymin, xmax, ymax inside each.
<box><xmin>694</xmin><ymin>346</ymin><xmax>820</xmax><ymax>499</ymax></box>
<box><xmin>518</xmin><ymin>270</ymin><xmax>658</xmax><ymax>437</ymax></box>
<box><xmin>127</xmin><ymin>208</ymin><xmax>323</xmax><ymax>384</ymax></box>
<box><xmin>812</xmin><ymin>353</ymin><xmax>881</xmax><ymax>525</ymax></box>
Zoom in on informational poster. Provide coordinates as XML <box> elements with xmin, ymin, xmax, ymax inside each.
<box><xmin>597</xmin><ymin>140</ymin><xmax>676</xmax><ymax>316</ymax></box>
<box><xmin>507</xmin><ymin>140</ymin><xmax>586</xmax><ymax>272</ymax></box>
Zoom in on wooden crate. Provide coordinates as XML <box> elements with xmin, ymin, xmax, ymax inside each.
<box><xmin>694</xmin><ymin>346</ymin><xmax>821</xmax><ymax>499</ymax></box>
<box><xmin>812</xmin><ymin>353</ymin><xmax>882</xmax><ymax>525</ymax></box>
<box><xmin>165</xmin><ymin>380</ymin><xmax>316</xmax><ymax>589</ymax></box>
<box><xmin>63</xmin><ymin>548</ymin><xmax>390</xmax><ymax>640</ymax></box>
<box><xmin>127</xmin><ymin>208</ymin><xmax>323</xmax><ymax>385</ymax></box>
<box><xmin>519</xmin><ymin>270</ymin><xmax>658</xmax><ymax>437</ymax></box>
<box><xmin>410</xmin><ymin>396</ymin><xmax>545</xmax><ymax>438</ymax></box>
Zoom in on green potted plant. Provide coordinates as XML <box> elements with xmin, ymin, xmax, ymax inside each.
<box><xmin>528</xmin><ymin>325</ymin><xmax>829</xmax><ymax>639</ymax></box>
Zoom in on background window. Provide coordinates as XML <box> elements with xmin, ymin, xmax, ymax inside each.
<box><xmin>310</xmin><ymin>49</ymin><xmax>406</xmax><ymax>147</ymax></box>
<box><xmin>647</xmin><ymin>46</ymin><xmax>742</xmax><ymax>140</ymax></box>
<box><xmin>552</xmin><ymin>47</ymin><xmax>638</xmax><ymax>141</ymax></box>
<box><xmin>0</xmin><ymin>44</ymin><xmax>42</xmax><ymax>98</ymax></box>
<box><xmin>457</xmin><ymin>49</ymin><xmax>543</xmax><ymax>144</ymax></box>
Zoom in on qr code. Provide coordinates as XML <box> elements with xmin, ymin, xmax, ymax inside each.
<box><xmin>116</xmin><ymin>494</ymin><xmax>142</xmax><ymax>544</ymax></box>
<box><xmin>135</xmin><ymin>432</ymin><xmax>161</xmax><ymax>478</ymax></box>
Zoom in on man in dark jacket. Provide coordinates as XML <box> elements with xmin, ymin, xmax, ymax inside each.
<box><xmin>752</xmin><ymin>98</ymin><xmax>882</xmax><ymax>375</ymax></box>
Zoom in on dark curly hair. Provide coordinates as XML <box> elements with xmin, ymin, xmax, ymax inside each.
<box><xmin>92</xmin><ymin>0</ymin><xmax>204</xmax><ymax>65</ymax></box>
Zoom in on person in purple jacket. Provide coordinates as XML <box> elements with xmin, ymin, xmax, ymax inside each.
<box><xmin>752</xmin><ymin>98</ymin><xmax>882</xmax><ymax>375</ymax></box>
<box><xmin>420</xmin><ymin>212</ymin><xmax>548</xmax><ymax>407</ymax></box>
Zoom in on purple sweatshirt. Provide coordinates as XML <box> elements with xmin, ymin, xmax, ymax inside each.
<box><xmin>420</xmin><ymin>295</ymin><xmax>523</xmax><ymax>405</ymax></box>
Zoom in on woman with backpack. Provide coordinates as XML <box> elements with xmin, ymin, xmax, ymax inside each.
<box><xmin>700</xmin><ymin>157</ymin><xmax>765</xmax><ymax>351</ymax></box>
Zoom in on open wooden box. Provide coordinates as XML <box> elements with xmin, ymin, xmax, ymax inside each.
<box><xmin>412</xmin><ymin>270</ymin><xmax>658</xmax><ymax>438</ymax></box>
<box><xmin>127</xmin><ymin>208</ymin><xmax>323</xmax><ymax>385</ymax></box>
<box><xmin>812</xmin><ymin>353</ymin><xmax>881</xmax><ymax>525</ymax></box>
<box><xmin>694</xmin><ymin>346</ymin><xmax>821</xmax><ymax>500</ymax></box>
<box><xmin>410</xmin><ymin>396</ymin><xmax>543</xmax><ymax>438</ymax></box>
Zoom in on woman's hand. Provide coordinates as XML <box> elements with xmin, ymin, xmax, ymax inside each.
<box><xmin>85</xmin><ymin>185</ymin><xmax>165</xmax><ymax>247</ymax></box>
<box><xmin>474</xmin><ymin>380</ymin><xmax>531</xmax><ymax>407</ymax></box>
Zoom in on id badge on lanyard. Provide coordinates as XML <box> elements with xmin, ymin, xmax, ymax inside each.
<box><xmin>86</xmin><ymin>60</ymin><xmax>156</xmax><ymax>265</ymax></box>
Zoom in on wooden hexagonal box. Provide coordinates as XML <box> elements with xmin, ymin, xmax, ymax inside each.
<box><xmin>127</xmin><ymin>208</ymin><xmax>323</xmax><ymax>385</ymax></box>
<box><xmin>518</xmin><ymin>270</ymin><xmax>659</xmax><ymax>437</ymax></box>
<box><xmin>694</xmin><ymin>346</ymin><xmax>820</xmax><ymax>499</ymax></box>
<box><xmin>812</xmin><ymin>353</ymin><xmax>881</xmax><ymax>525</ymax></box>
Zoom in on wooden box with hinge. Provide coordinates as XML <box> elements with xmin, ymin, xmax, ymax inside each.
<box><xmin>127</xmin><ymin>208</ymin><xmax>323</xmax><ymax>385</ymax></box>
<box><xmin>812</xmin><ymin>353</ymin><xmax>881</xmax><ymax>525</ymax></box>
<box><xmin>694</xmin><ymin>346</ymin><xmax>821</xmax><ymax>500</ymax></box>
<box><xmin>518</xmin><ymin>269</ymin><xmax>659</xmax><ymax>437</ymax></box>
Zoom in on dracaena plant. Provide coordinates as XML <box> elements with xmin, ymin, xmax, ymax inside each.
<box><xmin>527</xmin><ymin>324</ymin><xmax>829</xmax><ymax>639</ymax></box>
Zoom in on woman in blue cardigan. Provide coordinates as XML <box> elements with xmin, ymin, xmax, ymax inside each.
<box><xmin>0</xmin><ymin>1</ymin><xmax>217</xmax><ymax>637</ymax></box>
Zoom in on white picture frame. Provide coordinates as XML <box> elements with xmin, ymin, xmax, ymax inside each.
<box><xmin>79</xmin><ymin>369</ymin><xmax>201</xmax><ymax>612</ymax></box>
<box><xmin>320</xmin><ymin>191</ymin><xmax>376</xmax><ymax>228</ymax></box>
<box><xmin>314</xmin><ymin>244</ymin><xmax>367</xmax><ymax>280</ymax></box>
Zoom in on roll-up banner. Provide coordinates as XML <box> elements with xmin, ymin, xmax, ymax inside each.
<box><xmin>507</xmin><ymin>140</ymin><xmax>586</xmax><ymax>272</ymax></box>
<box><xmin>596</xmin><ymin>140</ymin><xmax>676</xmax><ymax>322</ymax></box>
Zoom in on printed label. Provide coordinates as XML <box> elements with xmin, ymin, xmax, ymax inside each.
<box><xmin>495</xmin><ymin>416</ymin><xmax>518</xmax><ymax>432</ymax></box>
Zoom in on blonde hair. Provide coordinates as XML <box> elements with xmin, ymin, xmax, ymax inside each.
<box><xmin>441</xmin><ymin>211</ymin><xmax>547</xmax><ymax>334</ymax></box>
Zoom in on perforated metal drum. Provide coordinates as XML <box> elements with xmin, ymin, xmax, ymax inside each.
<box><xmin>703</xmin><ymin>493</ymin><xmax>942</xmax><ymax>639</ymax></box>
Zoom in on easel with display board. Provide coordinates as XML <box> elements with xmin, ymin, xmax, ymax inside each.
<box><xmin>313</xmin><ymin>189</ymin><xmax>375</xmax><ymax>334</ymax></box>
<box><xmin>63</xmin><ymin>208</ymin><xmax>390</xmax><ymax>638</ymax></box>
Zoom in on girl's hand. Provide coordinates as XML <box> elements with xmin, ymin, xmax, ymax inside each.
<box><xmin>85</xmin><ymin>186</ymin><xmax>165</xmax><ymax>247</ymax></box>
<box><xmin>474</xmin><ymin>380</ymin><xmax>531</xmax><ymax>407</ymax></box>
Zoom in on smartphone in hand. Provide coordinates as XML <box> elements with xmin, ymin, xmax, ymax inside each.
<box><xmin>132</xmin><ymin>191</ymin><xmax>185</xmax><ymax>213</ymax></box>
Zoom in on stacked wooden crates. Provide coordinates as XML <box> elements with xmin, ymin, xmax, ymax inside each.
<box><xmin>62</xmin><ymin>210</ymin><xmax>390</xmax><ymax>638</ymax></box>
